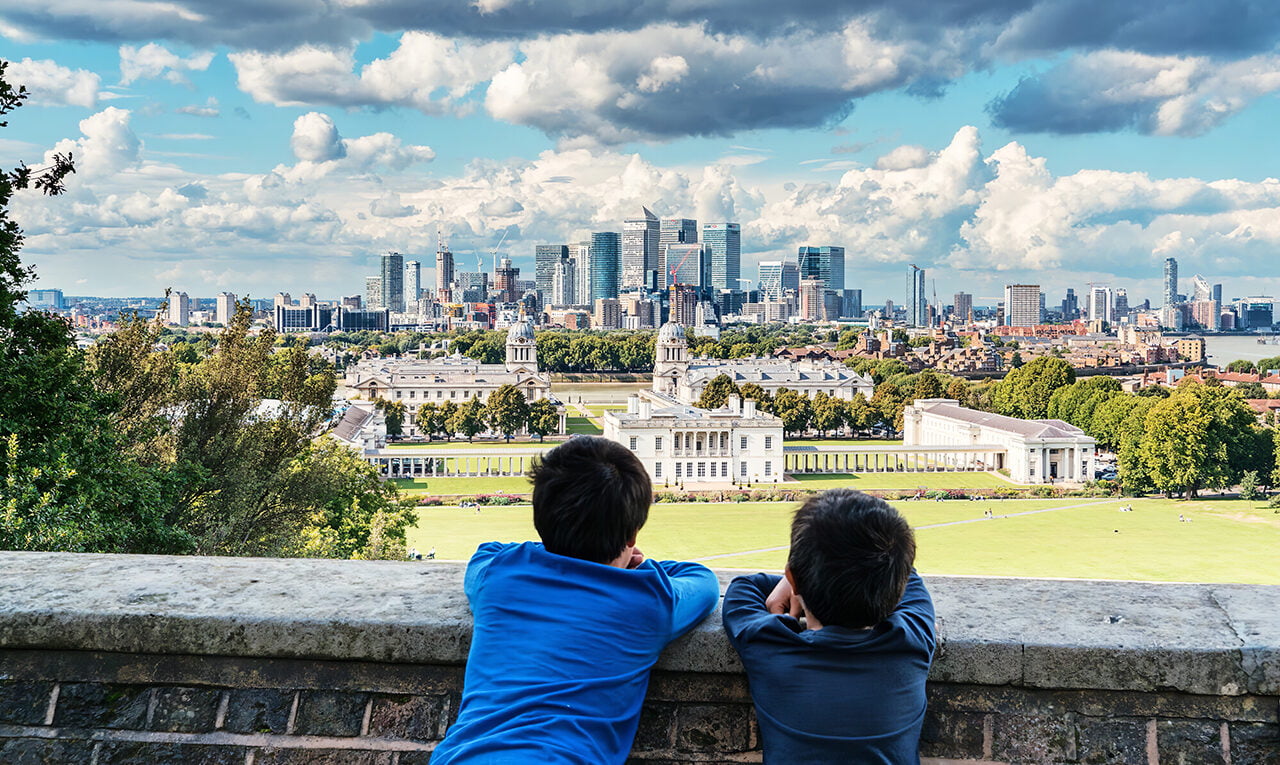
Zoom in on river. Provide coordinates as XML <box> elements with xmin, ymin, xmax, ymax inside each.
<box><xmin>1202</xmin><ymin>334</ymin><xmax>1280</xmax><ymax>366</ymax></box>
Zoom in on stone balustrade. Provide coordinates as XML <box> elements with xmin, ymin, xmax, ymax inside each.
<box><xmin>0</xmin><ymin>552</ymin><xmax>1276</xmax><ymax>764</ymax></box>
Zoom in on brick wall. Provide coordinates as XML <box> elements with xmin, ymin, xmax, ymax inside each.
<box><xmin>0</xmin><ymin>553</ymin><xmax>1276</xmax><ymax>764</ymax></box>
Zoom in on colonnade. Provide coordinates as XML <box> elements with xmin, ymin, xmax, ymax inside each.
<box><xmin>783</xmin><ymin>448</ymin><xmax>1006</xmax><ymax>474</ymax></box>
<box><xmin>368</xmin><ymin>452</ymin><xmax>543</xmax><ymax>478</ymax></box>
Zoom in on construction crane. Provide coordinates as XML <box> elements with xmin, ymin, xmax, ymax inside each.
<box><xmin>489</xmin><ymin>226</ymin><xmax>511</xmax><ymax>272</ymax></box>
<box><xmin>669</xmin><ymin>246</ymin><xmax>698</xmax><ymax>286</ymax></box>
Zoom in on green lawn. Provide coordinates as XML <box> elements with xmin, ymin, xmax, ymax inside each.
<box><xmin>394</xmin><ymin>476</ymin><xmax>532</xmax><ymax>495</ymax></box>
<box><xmin>786</xmin><ymin>473</ymin><xmax>1026</xmax><ymax>490</ymax></box>
<box><xmin>786</xmin><ymin>439</ymin><xmax>903</xmax><ymax>446</ymax></box>
<box><xmin>405</xmin><ymin>497</ymin><xmax>1280</xmax><ymax>584</ymax></box>
<box><xmin>566</xmin><ymin>417</ymin><xmax>603</xmax><ymax>435</ymax></box>
<box><xmin>385</xmin><ymin>440</ymin><xmax>558</xmax><ymax>450</ymax></box>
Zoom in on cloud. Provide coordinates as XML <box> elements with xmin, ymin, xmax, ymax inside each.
<box><xmin>5</xmin><ymin>57</ymin><xmax>100</xmax><ymax>107</ymax></box>
<box><xmin>370</xmin><ymin>192</ymin><xmax>418</xmax><ymax>218</ymax></box>
<box><xmin>45</xmin><ymin>106</ymin><xmax>141</xmax><ymax>177</ymax></box>
<box><xmin>875</xmin><ymin>144</ymin><xmax>930</xmax><ymax>170</ymax></box>
<box><xmin>988</xmin><ymin>51</ymin><xmax>1280</xmax><ymax>136</ymax></box>
<box><xmin>290</xmin><ymin>112</ymin><xmax>344</xmax><ymax>162</ymax></box>
<box><xmin>176</xmin><ymin>97</ymin><xmax>220</xmax><ymax>117</ymax></box>
<box><xmin>277</xmin><ymin>112</ymin><xmax>435</xmax><ymax>182</ymax></box>
<box><xmin>229</xmin><ymin>33</ymin><xmax>513</xmax><ymax>114</ymax></box>
<box><xmin>119</xmin><ymin>42</ymin><xmax>214</xmax><ymax>85</ymax></box>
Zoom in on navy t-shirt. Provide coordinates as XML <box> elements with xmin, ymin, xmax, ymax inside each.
<box><xmin>431</xmin><ymin>541</ymin><xmax>720</xmax><ymax>764</ymax></box>
<box><xmin>722</xmin><ymin>571</ymin><xmax>936</xmax><ymax>764</ymax></box>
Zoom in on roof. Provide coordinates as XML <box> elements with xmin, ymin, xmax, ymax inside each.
<box><xmin>333</xmin><ymin>406</ymin><xmax>373</xmax><ymax>442</ymax></box>
<box><xmin>685</xmin><ymin>359</ymin><xmax>872</xmax><ymax>387</ymax></box>
<box><xmin>657</xmin><ymin>322</ymin><xmax>685</xmax><ymax>343</ymax></box>
<box><xmin>912</xmin><ymin>399</ymin><xmax>1093</xmax><ymax>442</ymax></box>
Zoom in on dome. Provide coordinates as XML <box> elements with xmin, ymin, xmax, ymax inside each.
<box><xmin>657</xmin><ymin>322</ymin><xmax>685</xmax><ymax>343</ymax></box>
<box><xmin>507</xmin><ymin>319</ymin><xmax>535</xmax><ymax>343</ymax></box>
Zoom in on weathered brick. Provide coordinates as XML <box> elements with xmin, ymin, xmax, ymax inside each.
<box><xmin>674</xmin><ymin>703</ymin><xmax>752</xmax><ymax>753</ymax></box>
<box><xmin>148</xmin><ymin>685</ymin><xmax>221</xmax><ymax>732</ymax></box>
<box><xmin>293</xmin><ymin>690</ymin><xmax>369</xmax><ymax>737</ymax></box>
<box><xmin>252</xmin><ymin>748</ymin><xmax>394</xmax><ymax>764</ymax></box>
<box><xmin>367</xmin><ymin>694</ymin><xmax>449</xmax><ymax>740</ymax></box>
<box><xmin>1075</xmin><ymin>716</ymin><xmax>1147</xmax><ymax>764</ymax></box>
<box><xmin>0</xmin><ymin>737</ymin><xmax>95</xmax><ymax>765</ymax></box>
<box><xmin>1156</xmin><ymin>720</ymin><xmax>1226</xmax><ymax>764</ymax></box>
<box><xmin>97</xmin><ymin>741</ymin><xmax>246</xmax><ymax>764</ymax></box>
<box><xmin>918</xmin><ymin>710</ymin><xmax>984</xmax><ymax>758</ymax></box>
<box><xmin>991</xmin><ymin>713</ymin><xmax>1077</xmax><ymax>762</ymax></box>
<box><xmin>53</xmin><ymin>683</ymin><xmax>151</xmax><ymax>730</ymax></box>
<box><xmin>223</xmin><ymin>688</ymin><xmax>294</xmax><ymax>734</ymax></box>
<box><xmin>397</xmin><ymin>751</ymin><xmax>434</xmax><ymax>765</ymax></box>
<box><xmin>0</xmin><ymin>680</ymin><xmax>54</xmax><ymax>725</ymax></box>
<box><xmin>632</xmin><ymin>702</ymin><xmax>678</xmax><ymax>751</ymax></box>
<box><xmin>1229</xmin><ymin>722</ymin><xmax>1280</xmax><ymax>765</ymax></box>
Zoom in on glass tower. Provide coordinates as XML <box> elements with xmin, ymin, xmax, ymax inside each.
<box><xmin>380</xmin><ymin>251</ymin><xmax>405</xmax><ymax>313</ymax></box>
<box><xmin>589</xmin><ymin>232</ymin><xmax>621</xmax><ymax>302</ymax></box>
<box><xmin>702</xmin><ymin>222</ymin><xmax>741</xmax><ymax>291</ymax></box>
<box><xmin>798</xmin><ymin>246</ymin><xmax>844</xmax><ymax>291</ymax></box>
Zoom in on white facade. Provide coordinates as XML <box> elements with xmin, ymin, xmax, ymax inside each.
<box><xmin>1003</xmin><ymin>284</ymin><xmax>1040</xmax><ymax>327</ymax></box>
<box><xmin>215</xmin><ymin>292</ymin><xmax>236</xmax><ymax>326</ymax></box>
<box><xmin>902</xmin><ymin>398</ymin><xmax>1096</xmax><ymax>484</ymax></box>
<box><xmin>603</xmin><ymin>394</ymin><xmax>784</xmax><ymax>487</ymax></box>
<box><xmin>168</xmin><ymin>291</ymin><xmax>190</xmax><ymax>326</ymax></box>
<box><xmin>652</xmin><ymin>322</ymin><xmax>874</xmax><ymax>403</ymax></box>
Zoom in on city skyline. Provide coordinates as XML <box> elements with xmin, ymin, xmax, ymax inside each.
<box><xmin>3</xmin><ymin>4</ymin><xmax>1280</xmax><ymax>302</ymax></box>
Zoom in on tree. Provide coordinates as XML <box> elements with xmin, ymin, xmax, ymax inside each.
<box><xmin>527</xmin><ymin>399</ymin><xmax>559</xmax><ymax>440</ymax></box>
<box><xmin>1138</xmin><ymin>383</ymin><xmax>1259</xmax><ymax>498</ymax></box>
<box><xmin>1226</xmin><ymin>359</ymin><xmax>1257</xmax><ymax>373</ymax></box>
<box><xmin>738</xmin><ymin>382</ymin><xmax>772</xmax><ymax>408</ymax></box>
<box><xmin>843</xmin><ymin>394</ymin><xmax>874</xmax><ymax>434</ymax></box>
<box><xmin>1234</xmin><ymin>381</ymin><xmax>1267</xmax><ymax>399</ymax></box>
<box><xmin>910</xmin><ymin>369</ymin><xmax>946</xmax><ymax>400</ymax></box>
<box><xmin>415</xmin><ymin>402</ymin><xmax>440</xmax><ymax>438</ymax></box>
<box><xmin>376</xmin><ymin>398</ymin><xmax>406</xmax><ymax>437</ymax></box>
<box><xmin>486</xmin><ymin>384</ymin><xmax>531</xmax><ymax>441</ymax></box>
<box><xmin>992</xmin><ymin>356</ymin><xmax>1075</xmax><ymax>419</ymax></box>
<box><xmin>869</xmin><ymin>381</ymin><xmax>907</xmax><ymax>430</ymax></box>
<box><xmin>697</xmin><ymin>374</ymin><xmax>740</xmax><ymax>409</ymax></box>
<box><xmin>811</xmin><ymin>392</ymin><xmax>844</xmax><ymax>437</ymax></box>
<box><xmin>451</xmin><ymin>396</ymin><xmax>486</xmax><ymax>442</ymax></box>
<box><xmin>1239</xmin><ymin>470</ymin><xmax>1261</xmax><ymax>501</ymax></box>
<box><xmin>770</xmin><ymin>389</ymin><xmax>812</xmax><ymax>436</ymax></box>
<box><xmin>437</xmin><ymin>400</ymin><xmax>459</xmax><ymax>440</ymax></box>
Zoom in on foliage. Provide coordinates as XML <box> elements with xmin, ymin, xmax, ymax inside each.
<box><xmin>993</xmin><ymin>356</ymin><xmax>1075</xmax><ymax>419</ymax></box>
<box><xmin>869</xmin><ymin>381</ymin><xmax>907</xmax><ymax>430</ymax></box>
<box><xmin>450</xmin><ymin>396</ymin><xmax>487</xmax><ymax>441</ymax></box>
<box><xmin>1138</xmin><ymin>382</ymin><xmax>1260</xmax><ymax>498</ymax></box>
<box><xmin>696</xmin><ymin>373</ymin><xmax>740</xmax><ymax>409</ymax></box>
<box><xmin>526</xmin><ymin>399</ymin><xmax>559</xmax><ymax>440</ymax></box>
<box><xmin>1226</xmin><ymin>359</ymin><xmax>1257</xmax><ymax>373</ymax></box>
<box><xmin>770</xmin><ymin>388</ymin><xmax>812</xmax><ymax>436</ymax></box>
<box><xmin>375</xmin><ymin>398</ymin><xmax>406</xmax><ymax>437</ymax></box>
<box><xmin>486</xmin><ymin>384</ymin><xmax>530</xmax><ymax>440</ymax></box>
<box><xmin>810</xmin><ymin>392</ymin><xmax>844</xmax><ymax>436</ymax></box>
<box><xmin>1239</xmin><ymin>470</ymin><xmax>1261</xmax><ymax>501</ymax></box>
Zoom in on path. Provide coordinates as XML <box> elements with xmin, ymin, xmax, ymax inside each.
<box><xmin>692</xmin><ymin>498</ymin><xmax>1119</xmax><ymax>563</ymax></box>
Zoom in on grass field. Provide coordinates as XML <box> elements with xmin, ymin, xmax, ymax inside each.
<box><xmin>385</xmin><ymin>440</ymin><xmax>558</xmax><ymax>450</ymax></box>
<box><xmin>405</xmin><ymin>497</ymin><xmax>1280</xmax><ymax>584</ymax></box>
<box><xmin>393</xmin><ymin>476</ymin><xmax>532</xmax><ymax>495</ymax></box>
<box><xmin>566</xmin><ymin>417</ymin><xmax>602</xmax><ymax>435</ymax></box>
<box><xmin>788</xmin><ymin>473</ymin><xmax>1026</xmax><ymax>490</ymax></box>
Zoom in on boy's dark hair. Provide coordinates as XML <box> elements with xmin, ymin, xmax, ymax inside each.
<box><xmin>529</xmin><ymin>436</ymin><xmax>652</xmax><ymax>563</ymax></box>
<box><xmin>787</xmin><ymin>489</ymin><xmax>915</xmax><ymax>629</ymax></box>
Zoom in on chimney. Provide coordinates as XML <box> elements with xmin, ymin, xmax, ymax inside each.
<box><xmin>744</xmin><ymin>399</ymin><xmax>757</xmax><ymax>418</ymax></box>
<box><xmin>627</xmin><ymin>395</ymin><xmax>639</xmax><ymax>415</ymax></box>
<box><xmin>638</xmin><ymin>399</ymin><xmax>652</xmax><ymax>419</ymax></box>
<box><xmin>727</xmin><ymin>394</ymin><xmax>741</xmax><ymax>414</ymax></box>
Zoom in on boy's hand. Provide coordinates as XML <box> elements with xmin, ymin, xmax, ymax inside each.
<box><xmin>626</xmin><ymin>547</ymin><xmax>645</xmax><ymax>569</ymax></box>
<box><xmin>766</xmin><ymin>577</ymin><xmax>802</xmax><ymax>618</ymax></box>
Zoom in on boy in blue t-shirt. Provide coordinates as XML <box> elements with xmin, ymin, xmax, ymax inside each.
<box><xmin>431</xmin><ymin>436</ymin><xmax>720</xmax><ymax>765</ymax></box>
<box><xmin>723</xmin><ymin>489</ymin><xmax>936</xmax><ymax>764</ymax></box>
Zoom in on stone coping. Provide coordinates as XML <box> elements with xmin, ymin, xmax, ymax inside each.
<box><xmin>0</xmin><ymin>552</ymin><xmax>1275</xmax><ymax>697</ymax></box>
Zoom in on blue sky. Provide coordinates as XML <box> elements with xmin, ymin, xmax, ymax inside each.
<box><xmin>3</xmin><ymin>2</ymin><xmax>1280</xmax><ymax>307</ymax></box>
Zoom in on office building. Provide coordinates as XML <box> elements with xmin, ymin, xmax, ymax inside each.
<box><xmin>953</xmin><ymin>292</ymin><xmax>972</xmax><ymax>324</ymax></box>
<box><xmin>298</xmin><ymin>293</ymin><xmax>317</xmax><ymax>309</ymax></box>
<box><xmin>404</xmin><ymin>260</ymin><xmax>421</xmax><ymax>306</ymax></box>
<box><xmin>535</xmin><ymin>244</ymin><xmax>569</xmax><ymax>298</ymax></box>
<box><xmin>1061</xmin><ymin>288</ymin><xmax>1078</xmax><ymax>319</ymax></box>
<box><xmin>1003</xmin><ymin>284</ymin><xmax>1041</xmax><ymax>327</ymax></box>
<box><xmin>593</xmin><ymin>297</ymin><xmax>622</xmax><ymax>329</ymax></box>
<box><xmin>702</xmin><ymin>222</ymin><xmax>741</xmax><ymax>291</ymax></box>
<box><xmin>570</xmin><ymin>242</ymin><xmax>590</xmax><ymax>305</ymax></box>
<box><xmin>799</xmin><ymin>279</ymin><xmax>826</xmax><ymax>321</ymax></box>
<box><xmin>381</xmin><ymin>252</ymin><xmax>405</xmax><ymax>313</ymax></box>
<box><xmin>1088</xmin><ymin>286</ymin><xmax>1113</xmax><ymax>324</ymax></box>
<box><xmin>365</xmin><ymin>277</ymin><xmax>382</xmax><ymax>309</ymax></box>
<box><xmin>494</xmin><ymin>256</ymin><xmax>520</xmax><ymax>303</ymax></box>
<box><xmin>454</xmin><ymin>272</ymin><xmax>489</xmax><ymax>303</ymax></box>
<box><xmin>215</xmin><ymin>292</ymin><xmax>237</xmax><ymax>325</ymax></box>
<box><xmin>167</xmin><ymin>291</ymin><xmax>190</xmax><ymax>326</ymax></box>
<box><xmin>659</xmin><ymin>218</ymin><xmax>698</xmax><ymax>284</ymax></box>
<box><xmin>1212</xmin><ymin>283</ymin><xmax>1223</xmax><ymax>306</ymax></box>
<box><xmin>670</xmin><ymin>284</ymin><xmax>700</xmax><ymax>326</ymax></box>
<box><xmin>1163</xmin><ymin>258</ymin><xmax>1178</xmax><ymax>306</ymax></box>
<box><xmin>341</xmin><ymin>295</ymin><xmax>362</xmax><ymax>309</ymax></box>
<box><xmin>798</xmin><ymin>246</ymin><xmax>845</xmax><ymax>292</ymax></box>
<box><xmin>435</xmin><ymin>246</ymin><xmax>454</xmax><ymax>300</ymax></box>
<box><xmin>27</xmin><ymin>289</ymin><xmax>63</xmax><ymax>309</ymax></box>
<box><xmin>622</xmin><ymin>208</ymin><xmax>660</xmax><ymax>289</ymax></box>
<box><xmin>842</xmin><ymin>289</ymin><xmax>863</xmax><ymax>320</ymax></box>
<box><xmin>589</xmin><ymin>232</ymin><xmax>621</xmax><ymax>302</ymax></box>
<box><xmin>551</xmin><ymin>258</ymin><xmax>577</xmax><ymax>306</ymax></box>
<box><xmin>665</xmin><ymin>243</ymin><xmax>703</xmax><ymax>287</ymax></box>
<box><xmin>759</xmin><ymin>261</ymin><xmax>800</xmax><ymax>301</ymax></box>
<box><xmin>273</xmin><ymin>292</ymin><xmax>292</xmax><ymax>310</ymax></box>
<box><xmin>906</xmin><ymin>264</ymin><xmax>926</xmax><ymax>327</ymax></box>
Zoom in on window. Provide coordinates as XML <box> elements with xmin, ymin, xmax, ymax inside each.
<box><xmin>697</xmin><ymin>463</ymin><xmax>706</xmax><ymax>478</ymax></box>
<box><xmin>436</xmin><ymin>391</ymin><xmax>442</xmax><ymax>398</ymax></box>
<box><xmin>764</xmin><ymin>462</ymin><xmax>772</xmax><ymax>477</ymax></box>
<box><xmin>686</xmin><ymin>462</ymin><xmax>693</xmax><ymax>477</ymax></box>
<box><xmin>655</xmin><ymin>437</ymin><xmax>663</xmax><ymax>452</ymax></box>
<box><xmin>395</xmin><ymin>391</ymin><xmax>402</xmax><ymax>398</ymax></box>
<box><xmin>450</xmin><ymin>391</ymin><xmax>456</xmax><ymax>399</ymax></box>
<box><xmin>675</xmin><ymin>463</ymin><xmax>682</xmax><ymax>478</ymax></box>
<box><xmin>740</xmin><ymin>436</ymin><xmax>747</xmax><ymax>450</ymax></box>
<box><xmin>629</xmin><ymin>436</ymin><xmax>638</xmax><ymax>450</ymax></box>
<box><xmin>409</xmin><ymin>390</ymin><xmax>415</xmax><ymax>398</ymax></box>
<box><xmin>655</xmin><ymin>462</ymin><xmax>663</xmax><ymax>478</ymax></box>
<box><xmin>741</xmin><ymin>462</ymin><xmax>748</xmax><ymax>477</ymax></box>
<box><xmin>722</xmin><ymin>462</ymin><xmax>729</xmax><ymax>476</ymax></box>
<box><xmin>709</xmin><ymin>463</ymin><xmax>716</xmax><ymax>478</ymax></box>
<box><xmin>764</xmin><ymin>436</ymin><xmax>773</xmax><ymax>450</ymax></box>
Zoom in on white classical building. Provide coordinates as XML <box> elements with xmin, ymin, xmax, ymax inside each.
<box><xmin>344</xmin><ymin>319</ymin><xmax>563</xmax><ymax>437</ymax></box>
<box><xmin>652</xmin><ymin>322</ymin><xmax>874</xmax><ymax>404</ymax></box>
<box><xmin>603</xmin><ymin>393</ymin><xmax>784</xmax><ymax>488</ymax></box>
<box><xmin>902</xmin><ymin>398</ymin><xmax>1096</xmax><ymax>484</ymax></box>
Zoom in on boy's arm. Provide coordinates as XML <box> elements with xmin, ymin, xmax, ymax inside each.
<box><xmin>721</xmin><ymin>573</ymin><xmax>782</xmax><ymax>643</ymax></box>
<box><xmin>655</xmin><ymin>560</ymin><xmax>721</xmax><ymax>639</ymax></box>
<box><xmin>895</xmin><ymin>570</ymin><xmax>937</xmax><ymax>653</ymax></box>
<box><xmin>462</xmin><ymin>541</ymin><xmax>507</xmax><ymax>602</ymax></box>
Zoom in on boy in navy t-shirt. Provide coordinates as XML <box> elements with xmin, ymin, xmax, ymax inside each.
<box><xmin>723</xmin><ymin>489</ymin><xmax>936</xmax><ymax>764</ymax></box>
<box><xmin>431</xmin><ymin>436</ymin><xmax>719</xmax><ymax>765</ymax></box>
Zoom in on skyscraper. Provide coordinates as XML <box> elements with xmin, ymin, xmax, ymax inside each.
<box><xmin>1212</xmin><ymin>283</ymin><xmax>1223</xmax><ymax>306</ymax></box>
<box><xmin>215</xmin><ymin>291</ymin><xmax>236</xmax><ymax>326</ymax></box>
<box><xmin>494</xmin><ymin>256</ymin><xmax>520</xmax><ymax>302</ymax></box>
<box><xmin>435</xmin><ymin>246</ymin><xmax>454</xmax><ymax>301</ymax></box>
<box><xmin>365</xmin><ymin>277</ymin><xmax>382</xmax><ymax>309</ymax></box>
<box><xmin>570</xmin><ymin>242</ymin><xmax>590</xmax><ymax>305</ymax></box>
<box><xmin>1062</xmin><ymin>288</ymin><xmax>1077</xmax><ymax>319</ymax></box>
<box><xmin>536</xmin><ymin>244</ymin><xmax>569</xmax><ymax>299</ymax></box>
<box><xmin>758</xmin><ymin>261</ymin><xmax>800</xmax><ymax>300</ymax></box>
<box><xmin>168</xmin><ymin>291</ymin><xmax>190</xmax><ymax>326</ymax></box>
<box><xmin>702</xmin><ymin>222</ymin><xmax>741</xmax><ymax>291</ymax></box>
<box><xmin>906</xmin><ymin>264</ymin><xmax>926</xmax><ymax>327</ymax></box>
<box><xmin>551</xmin><ymin>258</ymin><xmax>576</xmax><ymax>306</ymax></box>
<box><xmin>1089</xmin><ymin>286</ymin><xmax>1114</xmax><ymax>324</ymax></box>
<box><xmin>664</xmin><ymin>243</ymin><xmax>703</xmax><ymax>287</ymax></box>
<box><xmin>404</xmin><ymin>260</ymin><xmax>421</xmax><ymax>306</ymax></box>
<box><xmin>1003</xmin><ymin>284</ymin><xmax>1040</xmax><ymax>327</ymax></box>
<box><xmin>622</xmin><ymin>208</ymin><xmax>660</xmax><ymax>289</ymax></box>
<box><xmin>798</xmin><ymin>246</ymin><xmax>845</xmax><ymax>291</ymax></box>
<box><xmin>659</xmin><ymin>218</ymin><xmax>697</xmax><ymax>285</ymax></box>
<box><xmin>589</xmin><ymin>232</ymin><xmax>621</xmax><ymax>302</ymax></box>
<box><xmin>381</xmin><ymin>252</ymin><xmax>405</xmax><ymax>313</ymax></box>
<box><xmin>953</xmin><ymin>292</ymin><xmax>972</xmax><ymax>324</ymax></box>
<box><xmin>1163</xmin><ymin>257</ymin><xmax>1178</xmax><ymax>306</ymax></box>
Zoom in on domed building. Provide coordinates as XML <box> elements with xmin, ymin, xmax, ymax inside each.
<box><xmin>345</xmin><ymin>317</ymin><xmax>561</xmax><ymax>437</ymax></box>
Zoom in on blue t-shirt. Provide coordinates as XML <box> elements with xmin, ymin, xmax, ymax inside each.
<box><xmin>431</xmin><ymin>541</ymin><xmax>720</xmax><ymax>765</ymax></box>
<box><xmin>722</xmin><ymin>571</ymin><xmax>936</xmax><ymax>764</ymax></box>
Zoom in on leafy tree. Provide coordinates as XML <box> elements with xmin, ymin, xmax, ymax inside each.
<box><xmin>451</xmin><ymin>396</ymin><xmax>486</xmax><ymax>442</ymax></box>
<box><xmin>1136</xmin><ymin>384</ymin><xmax>1170</xmax><ymax>398</ymax></box>
<box><xmin>1138</xmin><ymin>383</ymin><xmax>1258</xmax><ymax>498</ymax></box>
<box><xmin>993</xmin><ymin>356</ymin><xmax>1075</xmax><ymax>419</ymax></box>
<box><xmin>486</xmin><ymin>384</ymin><xmax>531</xmax><ymax>441</ymax></box>
<box><xmin>910</xmin><ymin>369</ymin><xmax>946</xmax><ymax>400</ymax></box>
<box><xmin>437</xmin><ymin>400</ymin><xmax>459</xmax><ymax>440</ymax></box>
<box><xmin>843</xmin><ymin>394</ymin><xmax>874</xmax><ymax>434</ymax></box>
<box><xmin>1239</xmin><ymin>470</ymin><xmax>1261</xmax><ymax>501</ymax></box>
<box><xmin>1234</xmin><ymin>381</ymin><xmax>1267</xmax><ymax>399</ymax></box>
<box><xmin>526</xmin><ymin>399</ymin><xmax>559</xmax><ymax>440</ymax></box>
<box><xmin>811</xmin><ymin>392</ymin><xmax>844</xmax><ymax>437</ymax></box>
<box><xmin>1009</xmin><ymin>351</ymin><xmax>1024</xmax><ymax>368</ymax></box>
<box><xmin>376</xmin><ymin>398</ymin><xmax>406</xmax><ymax>437</ymax></box>
<box><xmin>1226</xmin><ymin>359</ymin><xmax>1257</xmax><ymax>373</ymax></box>
<box><xmin>1115</xmin><ymin>397</ymin><xmax>1158</xmax><ymax>495</ymax></box>
<box><xmin>415</xmin><ymin>402</ymin><xmax>440</xmax><ymax>438</ymax></box>
<box><xmin>869</xmin><ymin>381</ymin><xmax>907</xmax><ymax>430</ymax></box>
<box><xmin>1257</xmin><ymin>356</ymin><xmax>1280</xmax><ymax>376</ymax></box>
<box><xmin>697</xmin><ymin>373</ymin><xmax>740</xmax><ymax>409</ymax></box>
<box><xmin>771</xmin><ymin>388</ymin><xmax>812</xmax><ymax>436</ymax></box>
<box><xmin>738</xmin><ymin>382</ymin><xmax>772</xmax><ymax>407</ymax></box>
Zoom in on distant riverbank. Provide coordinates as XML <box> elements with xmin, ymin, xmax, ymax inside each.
<box><xmin>1203</xmin><ymin>333</ymin><xmax>1280</xmax><ymax>365</ymax></box>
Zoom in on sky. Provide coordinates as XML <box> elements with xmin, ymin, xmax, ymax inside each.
<box><xmin>2</xmin><ymin>1</ymin><xmax>1280</xmax><ymax>307</ymax></box>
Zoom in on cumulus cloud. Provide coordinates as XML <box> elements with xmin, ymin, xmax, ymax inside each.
<box><xmin>276</xmin><ymin>112</ymin><xmax>434</xmax><ymax>182</ymax></box>
<box><xmin>119</xmin><ymin>43</ymin><xmax>214</xmax><ymax>85</ymax></box>
<box><xmin>176</xmin><ymin>97</ymin><xmax>220</xmax><ymax>117</ymax></box>
<box><xmin>6</xmin><ymin>57</ymin><xmax>100</xmax><ymax>107</ymax></box>
<box><xmin>875</xmin><ymin>144</ymin><xmax>929</xmax><ymax>170</ymax></box>
<box><xmin>290</xmin><ymin>112</ymin><xmax>344</xmax><ymax>162</ymax></box>
<box><xmin>229</xmin><ymin>33</ymin><xmax>513</xmax><ymax>114</ymax></box>
<box><xmin>45</xmin><ymin>106</ymin><xmax>141</xmax><ymax>177</ymax></box>
<box><xmin>988</xmin><ymin>51</ymin><xmax>1280</xmax><ymax>136</ymax></box>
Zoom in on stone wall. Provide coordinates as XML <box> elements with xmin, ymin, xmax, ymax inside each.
<box><xmin>0</xmin><ymin>552</ymin><xmax>1276</xmax><ymax>764</ymax></box>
